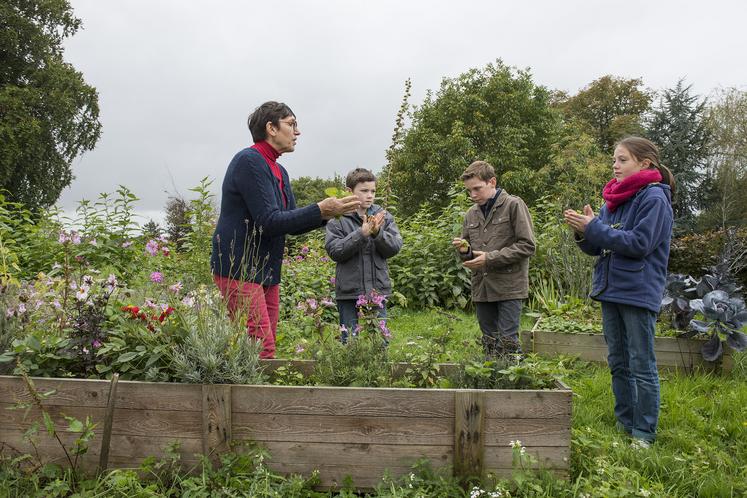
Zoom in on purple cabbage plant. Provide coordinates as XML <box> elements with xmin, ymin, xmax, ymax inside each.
<box><xmin>683</xmin><ymin>290</ymin><xmax>747</xmax><ymax>362</ymax></box>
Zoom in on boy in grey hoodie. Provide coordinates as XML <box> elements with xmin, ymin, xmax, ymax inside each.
<box><xmin>325</xmin><ymin>168</ymin><xmax>403</xmax><ymax>342</ymax></box>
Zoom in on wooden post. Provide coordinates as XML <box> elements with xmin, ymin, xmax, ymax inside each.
<box><xmin>97</xmin><ymin>373</ymin><xmax>119</xmax><ymax>473</ymax></box>
<box><xmin>202</xmin><ymin>384</ymin><xmax>232</xmax><ymax>461</ymax></box>
<box><xmin>454</xmin><ymin>390</ymin><xmax>484</xmax><ymax>481</ymax></box>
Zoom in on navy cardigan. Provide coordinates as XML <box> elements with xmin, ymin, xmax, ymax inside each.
<box><xmin>576</xmin><ymin>183</ymin><xmax>673</xmax><ymax>313</ymax></box>
<box><xmin>210</xmin><ymin>147</ymin><xmax>323</xmax><ymax>285</ymax></box>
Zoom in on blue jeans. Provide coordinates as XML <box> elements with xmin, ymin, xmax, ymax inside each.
<box><xmin>601</xmin><ymin>301</ymin><xmax>660</xmax><ymax>443</ymax></box>
<box><xmin>337</xmin><ymin>299</ymin><xmax>387</xmax><ymax>344</ymax></box>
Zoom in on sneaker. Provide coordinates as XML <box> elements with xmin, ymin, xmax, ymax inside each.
<box><xmin>630</xmin><ymin>439</ymin><xmax>652</xmax><ymax>450</ymax></box>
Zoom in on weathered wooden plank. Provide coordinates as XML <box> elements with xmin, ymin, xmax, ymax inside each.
<box><xmin>2</xmin><ymin>403</ymin><xmax>202</xmax><ymax>439</ymax></box>
<box><xmin>233</xmin><ymin>413</ymin><xmax>453</xmax><ymax>445</ymax></box>
<box><xmin>232</xmin><ymin>385</ymin><xmax>455</xmax><ymax>417</ymax></box>
<box><xmin>0</xmin><ymin>430</ymin><xmax>202</xmax><ymax>468</ymax></box>
<box><xmin>98</xmin><ymin>373</ymin><xmax>119</xmax><ymax>473</ymax></box>
<box><xmin>482</xmin><ymin>418</ymin><xmax>570</xmax><ymax>447</ymax></box>
<box><xmin>202</xmin><ymin>384</ymin><xmax>231</xmax><ymax>459</ymax></box>
<box><xmin>0</xmin><ymin>376</ymin><xmax>203</xmax><ymax>411</ymax></box>
<box><xmin>482</xmin><ymin>390</ymin><xmax>572</xmax><ymax>419</ymax></box>
<box><xmin>255</xmin><ymin>440</ymin><xmax>452</xmax><ymax>468</ymax></box>
<box><xmin>531</xmin><ymin>332</ymin><xmax>733</xmax><ymax>371</ymax></box>
<box><xmin>454</xmin><ymin>390</ymin><xmax>484</xmax><ymax>479</ymax></box>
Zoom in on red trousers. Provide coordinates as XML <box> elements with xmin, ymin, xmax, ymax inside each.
<box><xmin>213</xmin><ymin>275</ymin><xmax>279</xmax><ymax>359</ymax></box>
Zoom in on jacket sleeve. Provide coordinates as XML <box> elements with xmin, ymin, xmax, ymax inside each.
<box><xmin>325</xmin><ymin>219</ymin><xmax>367</xmax><ymax>263</ymax></box>
<box><xmin>373</xmin><ymin>214</ymin><xmax>403</xmax><ymax>259</ymax></box>
<box><xmin>485</xmin><ymin>198</ymin><xmax>536</xmax><ymax>269</ymax></box>
<box><xmin>235</xmin><ymin>155</ymin><xmax>323</xmax><ymax>237</ymax></box>
<box><xmin>583</xmin><ymin>193</ymin><xmax>672</xmax><ymax>258</ymax></box>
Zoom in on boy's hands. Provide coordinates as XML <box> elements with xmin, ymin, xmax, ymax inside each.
<box><xmin>563</xmin><ymin>205</ymin><xmax>595</xmax><ymax>234</ymax></box>
<box><xmin>452</xmin><ymin>238</ymin><xmax>470</xmax><ymax>253</ymax></box>
<box><xmin>361</xmin><ymin>211</ymin><xmax>386</xmax><ymax>237</ymax></box>
<box><xmin>318</xmin><ymin>195</ymin><xmax>361</xmax><ymax>220</ymax></box>
<box><xmin>463</xmin><ymin>250</ymin><xmax>486</xmax><ymax>270</ymax></box>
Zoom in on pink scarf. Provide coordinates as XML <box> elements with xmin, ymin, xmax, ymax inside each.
<box><xmin>602</xmin><ymin>169</ymin><xmax>662</xmax><ymax>212</ymax></box>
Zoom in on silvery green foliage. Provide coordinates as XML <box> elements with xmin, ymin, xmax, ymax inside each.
<box><xmin>661</xmin><ymin>273</ymin><xmax>699</xmax><ymax>329</ymax></box>
<box><xmin>170</xmin><ymin>290</ymin><xmax>266</xmax><ymax>385</ymax></box>
<box><xmin>685</xmin><ymin>290</ymin><xmax>747</xmax><ymax>362</ymax></box>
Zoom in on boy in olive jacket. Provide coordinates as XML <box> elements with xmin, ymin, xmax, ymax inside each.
<box><xmin>452</xmin><ymin>161</ymin><xmax>536</xmax><ymax>355</ymax></box>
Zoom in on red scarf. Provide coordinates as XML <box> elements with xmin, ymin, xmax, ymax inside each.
<box><xmin>251</xmin><ymin>141</ymin><xmax>287</xmax><ymax>207</ymax></box>
<box><xmin>602</xmin><ymin>169</ymin><xmax>662</xmax><ymax>212</ymax></box>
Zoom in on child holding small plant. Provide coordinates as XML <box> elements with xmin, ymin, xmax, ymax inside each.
<box><xmin>452</xmin><ymin>160</ymin><xmax>536</xmax><ymax>356</ymax></box>
<box><xmin>325</xmin><ymin>168</ymin><xmax>403</xmax><ymax>342</ymax></box>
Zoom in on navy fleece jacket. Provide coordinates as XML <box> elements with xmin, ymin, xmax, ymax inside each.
<box><xmin>576</xmin><ymin>183</ymin><xmax>673</xmax><ymax>313</ymax></box>
<box><xmin>211</xmin><ymin>147</ymin><xmax>323</xmax><ymax>284</ymax></box>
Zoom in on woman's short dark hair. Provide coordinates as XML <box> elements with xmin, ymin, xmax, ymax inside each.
<box><xmin>247</xmin><ymin>101</ymin><xmax>295</xmax><ymax>142</ymax></box>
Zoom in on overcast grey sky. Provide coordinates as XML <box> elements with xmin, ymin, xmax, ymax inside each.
<box><xmin>58</xmin><ymin>0</ymin><xmax>747</xmax><ymax>217</ymax></box>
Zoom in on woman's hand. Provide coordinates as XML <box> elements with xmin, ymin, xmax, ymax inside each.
<box><xmin>318</xmin><ymin>195</ymin><xmax>360</xmax><ymax>220</ymax></box>
<box><xmin>563</xmin><ymin>205</ymin><xmax>595</xmax><ymax>234</ymax></box>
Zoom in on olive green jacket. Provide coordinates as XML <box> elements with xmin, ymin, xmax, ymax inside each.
<box><xmin>461</xmin><ymin>190</ymin><xmax>536</xmax><ymax>302</ymax></box>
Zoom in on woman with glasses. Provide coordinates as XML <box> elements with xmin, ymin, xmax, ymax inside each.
<box><xmin>211</xmin><ymin>101</ymin><xmax>359</xmax><ymax>358</ymax></box>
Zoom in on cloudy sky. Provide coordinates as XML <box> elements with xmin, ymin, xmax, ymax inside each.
<box><xmin>58</xmin><ymin>0</ymin><xmax>747</xmax><ymax>219</ymax></box>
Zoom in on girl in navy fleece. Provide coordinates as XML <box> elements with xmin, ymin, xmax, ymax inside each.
<box><xmin>564</xmin><ymin>137</ymin><xmax>675</xmax><ymax>448</ymax></box>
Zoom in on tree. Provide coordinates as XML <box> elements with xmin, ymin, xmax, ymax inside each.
<box><xmin>164</xmin><ymin>196</ymin><xmax>192</xmax><ymax>252</ymax></box>
<box><xmin>698</xmin><ymin>88</ymin><xmax>747</xmax><ymax>229</ymax></box>
<box><xmin>290</xmin><ymin>175</ymin><xmax>343</xmax><ymax>208</ymax></box>
<box><xmin>385</xmin><ymin>60</ymin><xmax>559</xmax><ymax>216</ymax></box>
<box><xmin>646</xmin><ymin>79</ymin><xmax>711</xmax><ymax>224</ymax></box>
<box><xmin>0</xmin><ymin>1</ymin><xmax>101</xmax><ymax>211</ymax></box>
<box><xmin>561</xmin><ymin>75</ymin><xmax>651</xmax><ymax>154</ymax></box>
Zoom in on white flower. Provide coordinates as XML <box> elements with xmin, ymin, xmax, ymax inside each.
<box><xmin>76</xmin><ymin>287</ymin><xmax>89</xmax><ymax>302</ymax></box>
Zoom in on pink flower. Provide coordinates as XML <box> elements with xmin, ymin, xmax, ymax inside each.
<box><xmin>161</xmin><ymin>246</ymin><xmax>170</xmax><ymax>257</ymax></box>
<box><xmin>92</xmin><ymin>340</ymin><xmax>102</xmax><ymax>348</ymax></box>
<box><xmin>300</xmin><ymin>246</ymin><xmax>310</xmax><ymax>255</ymax></box>
<box><xmin>329</xmin><ymin>277</ymin><xmax>336</xmax><ymax>285</ymax></box>
<box><xmin>379</xmin><ymin>320</ymin><xmax>391</xmax><ymax>339</ymax></box>
<box><xmin>121</xmin><ymin>240</ymin><xmax>133</xmax><ymax>248</ymax></box>
<box><xmin>321</xmin><ymin>298</ymin><xmax>334</xmax><ymax>307</ymax></box>
<box><xmin>356</xmin><ymin>294</ymin><xmax>367</xmax><ymax>307</ymax></box>
<box><xmin>320</xmin><ymin>256</ymin><xmax>329</xmax><ymax>263</ymax></box>
<box><xmin>58</xmin><ymin>231</ymin><xmax>70</xmax><ymax>244</ymax></box>
<box><xmin>295</xmin><ymin>344</ymin><xmax>305</xmax><ymax>354</ymax></box>
<box><xmin>150</xmin><ymin>271</ymin><xmax>163</xmax><ymax>283</ymax></box>
<box><xmin>295</xmin><ymin>255</ymin><xmax>304</xmax><ymax>261</ymax></box>
<box><xmin>145</xmin><ymin>240</ymin><xmax>159</xmax><ymax>256</ymax></box>
<box><xmin>168</xmin><ymin>282</ymin><xmax>183</xmax><ymax>293</ymax></box>
<box><xmin>70</xmin><ymin>231</ymin><xmax>81</xmax><ymax>245</ymax></box>
<box><xmin>306</xmin><ymin>298</ymin><xmax>318</xmax><ymax>310</ymax></box>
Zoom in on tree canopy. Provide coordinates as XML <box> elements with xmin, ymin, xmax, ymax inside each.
<box><xmin>0</xmin><ymin>0</ymin><xmax>101</xmax><ymax>211</ymax></box>
<box><xmin>385</xmin><ymin>60</ymin><xmax>559</xmax><ymax>216</ymax></box>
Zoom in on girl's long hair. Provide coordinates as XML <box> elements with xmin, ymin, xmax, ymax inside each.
<box><xmin>616</xmin><ymin>136</ymin><xmax>676</xmax><ymax>200</ymax></box>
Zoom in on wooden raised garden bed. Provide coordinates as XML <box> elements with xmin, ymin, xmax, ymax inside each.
<box><xmin>525</xmin><ymin>328</ymin><xmax>734</xmax><ymax>373</ymax></box>
<box><xmin>0</xmin><ymin>363</ymin><xmax>571</xmax><ymax>489</ymax></box>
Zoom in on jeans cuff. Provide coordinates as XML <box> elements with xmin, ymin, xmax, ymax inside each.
<box><xmin>631</xmin><ymin>429</ymin><xmax>655</xmax><ymax>443</ymax></box>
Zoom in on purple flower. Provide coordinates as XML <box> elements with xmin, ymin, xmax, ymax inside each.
<box><xmin>121</xmin><ymin>240</ymin><xmax>133</xmax><ymax>248</ymax></box>
<box><xmin>181</xmin><ymin>295</ymin><xmax>195</xmax><ymax>307</ymax></box>
<box><xmin>321</xmin><ymin>297</ymin><xmax>335</xmax><ymax>307</ymax></box>
<box><xmin>371</xmin><ymin>293</ymin><xmax>386</xmax><ymax>308</ymax></box>
<box><xmin>52</xmin><ymin>300</ymin><xmax>62</xmax><ymax>309</ymax></box>
<box><xmin>158</xmin><ymin>234</ymin><xmax>169</xmax><ymax>243</ymax></box>
<box><xmin>295</xmin><ymin>344</ymin><xmax>305</xmax><ymax>354</ymax></box>
<box><xmin>300</xmin><ymin>246</ymin><xmax>310</xmax><ymax>255</ymax></box>
<box><xmin>17</xmin><ymin>303</ymin><xmax>26</xmax><ymax>314</ymax></box>
<box><xmin>58</xmin><ymin>231</ymin><xmax>70</xmax><ymax>244</ymax></box>
<box><xmin>356</xmin><ymin>294</ymin><xmax>367</xmax><ymax>307</ymax></box>
<box><xmin>150</xmin><ymin>271</ymin><xmax>163</xmax><ymax>283</ymax></box>
<box><xmin>306</xmin><ymin>298</ymin><xmax>318</xmax><ymax>310</ymax></box>
<box><xmin>379</xmin><ymin>320</ymin><xmax>391</xmax><ymax>339</ymax></box>
<box><xmin>329</xmin><ymin>277</ymin><xmax>336</xmax><ymax>285</ymax></box>
<box><xmin>92</xmin><ymin>340</ymin><xmax>102</xmax><ymax>348</ymax></box>
<box><xmin>5</xmin><ymin>309</ymin><xmax>14</xmax><ymax>318</ymax></box>
<box><xmin>70</xmin><ymin>231</ymin><xmax>81</xmax><ymax>245</ymax></box>
<box><xmin>169</xmin><ymin>282</ymin><xmax>183</xmax><ymax>293</ymax></box>
<box><xmin>145</xmin><ymin>240</ymin><xmax>159</xmax><ymax>256</ymax></box>
<box><xmin>295</xmin><ymin>255</ymin><xmax>304</xmax><ymax>261</ymax></box>
<box><xmin>320</xmin><ymin>256</ymin><xmax>329</xmax><ymax>262</ymax></box>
